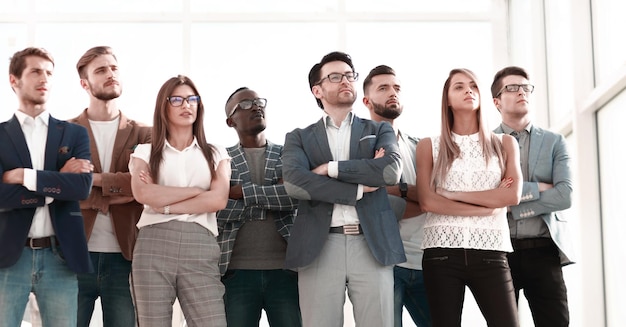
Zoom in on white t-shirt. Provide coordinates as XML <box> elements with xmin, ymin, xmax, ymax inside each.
<box><xmin>130</xmin><ymin>138</ymin><xmax>230</xmax><ymax>236</ymax></box>
<box><xmin>88</xmin><ymin>117</ymin><xmax>122</xmax><ymax>253</ymax></box>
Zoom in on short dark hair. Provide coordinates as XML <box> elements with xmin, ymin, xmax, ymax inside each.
<box><xmin>9</xmin><ymin>47</ymin><xmax>54</xmax><ymax>79</ymax></box>
<box><xmin>491</xmin><ymin>66</ymin><xmax>530</xmax><ymax>98</ymax></box>
<box><xmin>363</xmin><ymin>65</ymin><xmax>396</xmax><ymax>95</ymax></box>
<box><xmin>308</xmin><ymin>51</ymin><xmax>355</xmax><ymax>109</ymax></box>
<box><xmin>225</xmin><ymin>86</ymin><xmax>249</xmax><ymax>117</ymax></box>
<box><xmin>76</xmin><ymin>46</ymin><xmax>116</xmax><ymax>79</ymax></box>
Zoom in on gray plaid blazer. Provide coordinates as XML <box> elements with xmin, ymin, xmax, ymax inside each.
<box><xmin>216</xmin><ymin>141</ymin><xmax>297</xmax><ymax>275</ymax></box>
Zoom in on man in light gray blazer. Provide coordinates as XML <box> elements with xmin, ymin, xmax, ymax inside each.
<box><xmin>492</xmin><ymin>66</ymin><xmax>574</xmax><ymax>327</ymax></box>
<box><xmin>282</xmin><ymin>51</ymin><xmax>405</xmax><ymax>327</ymax></box>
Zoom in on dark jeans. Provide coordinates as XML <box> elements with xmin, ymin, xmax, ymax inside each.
<box><xmin>77</xmin><ymin>252</ymin><xmax>135</xmax><ymax>327</ymax></box>
<box><xmin>508</xmin><ymin>241</ymin><xmax>569</xmax><ymax>327</ymax></box>
<box><xmin>394</xmin><ymin>266</ymin><xmax>432</xmax><ymax>327</ymax></box>
<box><xmin>422</xmin><ymin>248</ymin><xmax>518</xmax><ymax>327</ymax></box>
<box><xmin>222</xmin><ymin>269</ymin><xmax>302</xmax><ymax>327</ymax></box>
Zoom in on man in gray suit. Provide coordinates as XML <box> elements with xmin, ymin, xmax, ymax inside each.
<box><xmin>282</xmin><ymin>51</ymin><xmax>405</xmax><ymax>327</ymax></box>
<box><xmin>492</xmin><ymin>66</ymin><xmax>574</xmax><ymax>327</ymax></box>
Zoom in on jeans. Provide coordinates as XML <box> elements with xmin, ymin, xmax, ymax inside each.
<box><xmin>0</xmin><ymin>246</ymin><xmax>78</xmax><ymax>327</ymax></box>
<box><xmin>393</xmin><ymin>266</ymin><xmax>432</xmax><ymax>327</ymax></box>
<box><xmin>422</xmin><ymin>248</ymin><xmax>518</xmax><ymax>327</ymax></box>
<box><xmin>222</xmin><ymin>269</ymin><xmax>301</xmax><ymax>327</ymax></box>
<box><xmin>77</xmin><ymin>252</ymin><xmax>135</xmax><ymax>327</ymax></box>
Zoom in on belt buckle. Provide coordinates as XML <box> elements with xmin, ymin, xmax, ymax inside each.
<box><xmin>29</xmin><ymin>238</ymin><xmax>43</xmax><ymax>250</ymax></box>
<box><xmin>343</xmin><ymin>224</ymin><xmax>360</xmax><ymax>235</ymax></box>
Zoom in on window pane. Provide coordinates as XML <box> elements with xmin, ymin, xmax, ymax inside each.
<box><xmin>346</xmin><ymin>0</ymin><xmax>491</xmax><ymax>13</ymax></box>
<box><xmin>33</xmin><ymin>0</ymin><xmax>181</xmax><ymax>13</ymax></box>
<box><xmin>190</xmin><ymin>0</ymin><xmax>337</xmax><ymax>13</ymax></box>
<box><xmin>597</xmin><ymin>89</ymin><xmax>626</xmax><ymax>327</ymax></box>
<box><xmin>593</xmin><ymin>0</ymin><xmax>626</xmax><ymax>86</ymax></box>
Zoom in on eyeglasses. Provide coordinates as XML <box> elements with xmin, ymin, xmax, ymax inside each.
<box><xmin>167</xmin><ymin>95</ymin><xmax>201</xmax><ymax>107</ymax></box>
<box><xmin>228</xmin><ymin>98</ymin><xmax>267</xmax><ymax>117</ymax></box>
<box><xmin>317</xmin><ymin>72</ymin><xmax>359</xmax><ymax>85</ymax></box>
<box><xmin>496</xmin><ymin>84</ymin><xmax>535</xmax><ymax>97</ymax></box>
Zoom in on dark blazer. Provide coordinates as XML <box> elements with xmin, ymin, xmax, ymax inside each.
<box><xmin>494</xmin><ymin>124</ymin><xmax>575</xmax><ymax>265</ymax></box>
<box><xmin>282</xmin><ymin>115</ymin><xmax>406</xmax><ymax>269</ymax></box>
<box><xmin>0</xmin><ymin>115</ymin><xmax>93</xmax><ymax>273</ymax></box>
<box><xmin>69</xmin><ymin>110</ymin><xmax>151</xmax><ymax>261</ymax></box>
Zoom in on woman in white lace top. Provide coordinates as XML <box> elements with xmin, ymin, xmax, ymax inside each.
<box><xmin>416</xmin><ymin>68</ymin><xmax>522</xmax><ymax>326</ymax></box>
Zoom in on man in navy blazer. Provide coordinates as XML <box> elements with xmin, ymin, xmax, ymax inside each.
<box><xmin>492</xmin><ymin>66</ymin><xmax>574</xmax><ymax>327</ymax></box>
<box><xmin>283</xmin><ymin>51</ymin><xmax>405</xmax><ymax>327</ymax></box>
<box><xmin>0</xmin><ymin>47</ymin><xmax>93</xmax><ymax>327</ymax></box>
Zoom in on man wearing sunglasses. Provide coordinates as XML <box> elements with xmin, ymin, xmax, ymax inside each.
<box><xmin>217</xmin><ymin>87</ymin><xmax>301</xmax><ymax>327</ymax></box>
<box><xmin>492</xmin><ymin>66</ymin><xmax>574</xmax><ymax>327</ymax></box>
<box><xmin>69</xmin><ymin>46</ymin><xmax>151</xmax><ymax>327</ymax></box>
<box><xmin>282</xmin><ymin>51</ymin><xmax>405</xmax><ymax>327</ymax></box>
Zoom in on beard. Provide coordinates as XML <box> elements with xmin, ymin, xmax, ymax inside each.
<box><xmin>89</xmin><ymin>81</ymin><xmax>121</xmax><ymax>101</ymax></box>
<box><xmin>372</xmin><ymin>101</ymin><xmax>402</xmax><ymax>120</ymax></box>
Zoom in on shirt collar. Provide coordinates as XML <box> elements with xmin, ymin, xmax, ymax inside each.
<box><xmin>322</xmin><ymin>111</ymin><xmax>354</xmax><ymax>128</ymax></box>
<box><xmin>15</xmin><ymin>110</ymin><xmax>50</xmax><ymax>127</ymax></box>
<box><xmin>164</xmin><ymin>136</ymin><xmax>200</xmax><ymax>152</ymax></box>
<box><xmin>500</xmin><ymin>122</ymin><xmax>532</xmax><ymax>135</ymax></box>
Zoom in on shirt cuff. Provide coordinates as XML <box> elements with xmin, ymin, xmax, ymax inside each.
<box><xmin>356</xmin><ymin>184</ymin><xmax>363</xmax><ymax>200</ymax></box>
<box><xmin>23</xmin><ymin>168</ymin><xmax>37</xmax><ymax>191</ymax></box>
<box><xmin>328</xmin><ymin>161</ymin><xmax>339</xmax><ymax>178</ymax></box>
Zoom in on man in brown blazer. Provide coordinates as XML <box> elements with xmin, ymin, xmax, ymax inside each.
<box><xmin>69</xmin><ymin>46</ymin><xmax>151</xmax><ymax>327</ymax></box>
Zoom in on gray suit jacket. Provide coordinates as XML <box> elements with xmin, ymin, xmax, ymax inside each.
<box><xmin>283</xmin><ymin>116</ymin><xmax>406</xmax><ymax>268</ymax></box>
<box><xmin>495</xmin><ymin>124</ymin><xmax>575</xmax><ymax>265</ymax></box>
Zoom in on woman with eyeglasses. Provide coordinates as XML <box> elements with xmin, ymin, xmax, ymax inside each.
<box><xmin>415</xmin><ymin>68</ymin><xmax>522</xmax><ymax>326</ymax></box>
<box><xmin>128</xmin><ymin>75</ymin><xmax>230</xmax><ymax>327</ymax></box>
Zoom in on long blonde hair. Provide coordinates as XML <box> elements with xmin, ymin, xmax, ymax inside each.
<box><xmin>431</xmin><ymin>68</ymin><xmax>506</xmax><ymax>187</ymax></box>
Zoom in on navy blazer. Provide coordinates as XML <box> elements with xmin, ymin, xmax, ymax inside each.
<box><xmin>0</xmin><ymin>115</ymin><xmax>93</xmax><ymax>273</ymax></box>
<box><xmin>282</xmin><ymin>115</ymin><xmax>406</xmax><ymax>268</ymax></box>
<box><xmin>495</xmin><ymin>124</ymin><xmax>575</xmax><ymax>265</ymax></box>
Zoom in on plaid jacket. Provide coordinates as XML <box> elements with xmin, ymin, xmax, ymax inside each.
<box><xmin>216</xmin><ymin>141</ymin><xmax>297</xmax><ymax>275</ymax></box>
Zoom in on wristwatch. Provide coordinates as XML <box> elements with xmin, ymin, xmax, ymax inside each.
<box><xmin>399</xmin><ymin>182</ymin><xmax>408</xmax><ymax>198</ymax></box>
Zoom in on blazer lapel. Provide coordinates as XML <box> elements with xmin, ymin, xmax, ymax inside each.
<box><xmin>111</xmin><ymin>114</ymin><xmax>131</xmax><ymax>173</ymax></box>
<box><xmin>5</xmin><ymin>116</ymin><xmax>32</xmax><ymax>167</ymax></box>
<box><xmin>528</xmin><ymin>126</ymin><xmax>544</xmax><ymax>178</ymax></box>
<box><xmin>313</xmin><ymin>119</ymin><xmax>334</xmax><ymax>162</ymax></box>
<box><xmin>75</xmin><ymin>110</ymin><xmax>102</xmax><ymax>173</ymax></box>
<box><xmin>349</xmin><ymin>117</ymin><xmax>364</xmax><ymax>159</ymax></box>
<box><xmin>44</xmin><ymin>116</ymin><xmax>63</xmax><ymax>171</ymax></box>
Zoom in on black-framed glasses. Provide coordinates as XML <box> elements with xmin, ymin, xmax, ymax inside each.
<box><xmin>496</xmin><ymin>84</ymin><xmax>535</xmax><ymax>97</ymax></box>
<box><xmin>167</xmin><ymin>95</ymin><xmax>201</xmax><ymax>107</ymax></box>
<box><xmin>228</xmin><ymin>98</ymin><xmax>267</xmax><ymax>117</ymax></box>
<box><xmin>317</xmin><ymin>72</ymin><xmax>359</xmax><ymax>85</ymax></box>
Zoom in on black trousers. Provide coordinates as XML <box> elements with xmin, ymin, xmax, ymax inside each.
<box><xmin>508</xmin><ymin>239</ymin><xmax>569</xmax><ymax>327</ymax></box>
<box><xmin>422</xmin><ymin>248</ymin><xmax>519</xmax><ymax>327</ymax></box>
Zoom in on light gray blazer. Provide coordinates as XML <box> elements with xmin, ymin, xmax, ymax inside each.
<box><xmin>495</xmin><ymin>124</ymin><xmax>575</xmax><ymax>265</ymax></box>
<box><xmin>282</xmin><ymin>116</ymin><xmax>406</xmax><ymax>269</ymax></box>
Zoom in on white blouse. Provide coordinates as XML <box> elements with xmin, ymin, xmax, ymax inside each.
<box><xmin>422</xmin><ymin>133</ymin><xmax>512</xmax><ymax>252</ymax></box>
<box><xmin>130</xmin><ymin>138</ymin><xmax>230</xmax><ymax>236</ymax></box>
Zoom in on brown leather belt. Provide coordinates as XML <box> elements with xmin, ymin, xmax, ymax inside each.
<box><xmin>329</xmin><ymin>224</ymin><xmax>362</xmax><ymax>235</ymax></box>
<box><xmin>25</xmin><ymin>236</ymin><xmax>57</xmax><ymax>249</ymax></box>
<box><xmin>511</xmin><ymin>237</ymin><xmax>553</xmax><ymax>250</ymax></box>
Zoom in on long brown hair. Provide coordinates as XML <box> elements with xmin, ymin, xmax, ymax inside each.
<box><xmin>149</xmin><ymin>75</ymin><xmax>216</xmax><ymax>180</ymax></box>
<box><xmin>431</xmin><ymin>68</ymin><xmax>506</xmax><ymax>187</ymax></box>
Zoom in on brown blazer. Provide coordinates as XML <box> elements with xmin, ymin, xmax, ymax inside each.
<box><xmin>69</xmin><ymin>110</ymin><xmax>151</xmax><ymax>260</ymax></box>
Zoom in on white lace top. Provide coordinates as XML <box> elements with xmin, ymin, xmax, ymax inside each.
<box><xmin>422</xmin><ymin>133</ymin><xmax>513</xmax><ymax>252</ymax></box>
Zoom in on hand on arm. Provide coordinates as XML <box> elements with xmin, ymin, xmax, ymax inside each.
<box><xmin>60</xmin><ymin>157</ymin><xmax>94</xmax><ymax>174</ymax></box>
<box><xmin>2</xmin><ymin>168</ymin><xmax>24</xmax><ymax>184</ymax></box>
<box><xmin>416</xmin><ymin>138</ymin><xmax>500</xmax><ymax>217</ymax></box>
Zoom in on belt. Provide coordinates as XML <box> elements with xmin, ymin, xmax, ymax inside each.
<box><xmin>329</xmin><ymin>224</ymin><xmax>362</xmax><ymax>235</ymax></box>
<box><xmin>511</xmin><ymin>237</ymin><xmax>553</xmax><ymax>250</ymax></box>
<box><xmin>25</xmin><ymin>236</ymin><xmax>57</xmax><ymax>249</ymax></box>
